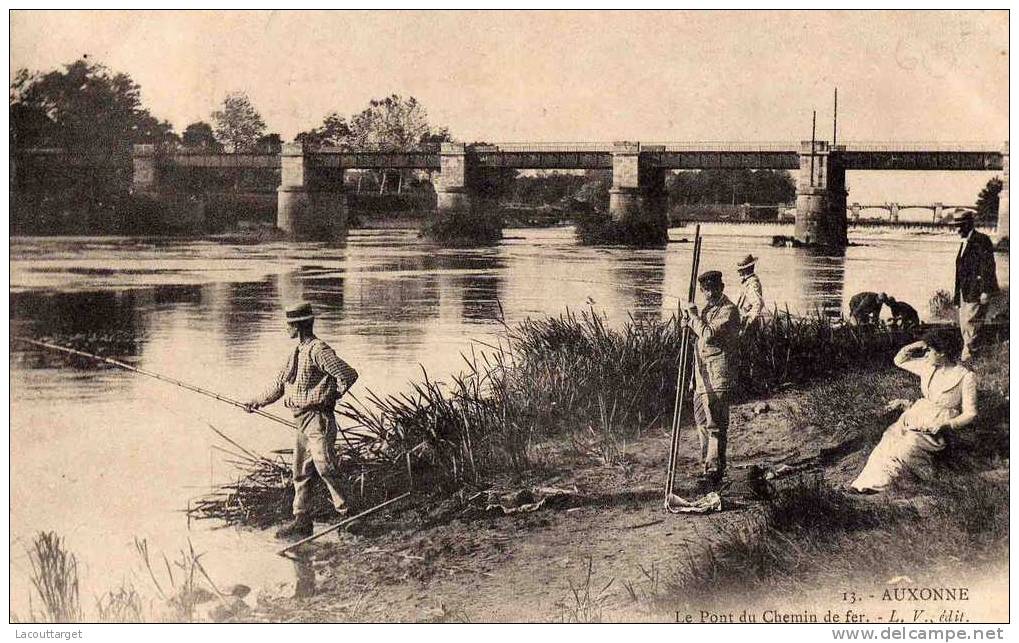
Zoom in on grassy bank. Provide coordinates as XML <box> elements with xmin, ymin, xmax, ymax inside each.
<box><xmin>656</xmin><ymin>343</ymin><xmax>1009</xmax><ymax>615</ymax></box>
<box><xmin>192</xmin><ymin>310</ymin><xmax>918</xmax><ymax>527</ymax></box>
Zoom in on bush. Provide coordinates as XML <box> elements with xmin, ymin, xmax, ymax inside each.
<box><xmin>574</xmin><ymin>210</ymin><xmax>668</xmax><ymax>247</ymax></box>
<box><xmin>420</xmin><ymin>206</ymin><xmax>502</xmax><ymax>247</ymax></box>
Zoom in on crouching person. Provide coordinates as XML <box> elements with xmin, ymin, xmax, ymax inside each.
<box><xmin>245</xmin><ymin>302</ymin><xmax>359</xmax><ymax>539</ymax></box>
<box><xmin>681</xmin><ymin>271</ymin><xmax>741</xmax><ymax>484</ymax></box>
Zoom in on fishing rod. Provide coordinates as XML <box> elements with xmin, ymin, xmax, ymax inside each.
<box><xmin>12</xmin><ymin>336</ymin><xmax>298</xmax><ymax>432</ymax></box>
<box><xmin>277</xmin><ymin>491</ymin><xmax>411</xmax><ymax>556</ymax></box>
<box><xmin>664</xmin><ymin>225</ymin><xmax>702</xmax><ymax>507</ymax></box>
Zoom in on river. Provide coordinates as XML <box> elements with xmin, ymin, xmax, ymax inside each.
<box><xmin>8</xmin><ymin>223</ymin><xmax>1009</xmax><ymax>616</ymax></box>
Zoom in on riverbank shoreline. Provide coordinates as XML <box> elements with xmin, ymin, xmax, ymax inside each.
<box><xmin>243</xmin><ymin>336</ymin><xmax>1008</xmax><ymax>623</ymax></box>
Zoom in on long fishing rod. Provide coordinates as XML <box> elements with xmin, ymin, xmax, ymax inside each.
<box><xmin>278</xmin><ymin>491</ymin><xmax>411</xmax><ymax>556</ymax></box>
<box><xmin>12</xmin><ymin>336</ymin><xmax>298</xmax><ymax>432</ymax></box>
<box><xmin>664</xmin><ymin>226</ymin><xmax>702</xmax><ymax>506</ymax></box>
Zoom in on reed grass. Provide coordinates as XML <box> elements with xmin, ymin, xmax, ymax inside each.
<box><xmin>192</xmin><ymin>308</ymin><xmax>922</xmax><ymax>526</ymax></box>
<box><xmin>26</xmin><ymin>532</ymin><xmax>82</xmax><ymax>623</ymax></box>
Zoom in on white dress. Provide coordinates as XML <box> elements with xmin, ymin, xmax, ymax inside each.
<box><xmin>851</xmin><ymin>348</ymin><xmax>977</xmax><ymax>492</ymax></box>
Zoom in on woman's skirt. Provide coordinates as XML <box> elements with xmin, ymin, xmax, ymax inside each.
<box><xmin>850</xmin><ymin>419</ymin><xmax>945</xmax><ymax>492</ymax></box>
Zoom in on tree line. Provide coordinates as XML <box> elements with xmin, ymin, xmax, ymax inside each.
<box><xmin>10</xmin><ymin>57</ymin><xmax>999</xmax><ymax>229</ymax></box>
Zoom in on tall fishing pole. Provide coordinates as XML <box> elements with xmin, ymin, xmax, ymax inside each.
<box><xmin>13</xmin><ymin>337</ymin><xmax>298</xmax><ymax>431</ymax></box>
<box><xmin>664</xmin><ymin>225</ymin><xmax>702</xmax><ymax>506</ymax></box>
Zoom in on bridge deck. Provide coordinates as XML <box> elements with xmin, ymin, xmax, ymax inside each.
<box><xmin>13</xmin><ymin>141</ymin><xmax>1006</xmax><ymax>172</ymax></box>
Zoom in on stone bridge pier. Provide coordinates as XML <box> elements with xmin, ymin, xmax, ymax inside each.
<box><xmin>850</xmin><ymin>202</ymin><xmax>861</xmax><ymax>221</ymax></box>
<box><xmin>434</xmin><ymin>142</ymin><xmax>473</xmax><ymax>214</ymax></box>
<box><xmin>608</xmin><ymin>142</ymin><xmax>668</xmax><ymax>239</ymax></box>
<box><xmin>277</xmin><ymin>143</ymin><xmax>348</xmax><ymax>239</ymax></box>
<box><xmin>795</xmin><ymin>140</ymin><xmax>848</xmax><ymax>247</ymax></box>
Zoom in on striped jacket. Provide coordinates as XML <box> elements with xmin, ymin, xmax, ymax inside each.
<box><xmin>252</xmin><ymin>337</ymin><xmax>358</xmax><ymax>414</ymax></box>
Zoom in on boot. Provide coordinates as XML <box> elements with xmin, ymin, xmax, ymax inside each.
<box><xmin>275</xmin><ymin>513</ymin><xmax>313</xmax><ymax>540</ymax></box>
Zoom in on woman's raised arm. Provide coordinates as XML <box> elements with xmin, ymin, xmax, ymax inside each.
<box><xmin>893</xmin><ymin>340</ymin><xmax>930</xmax><ymax>376</ymax></box>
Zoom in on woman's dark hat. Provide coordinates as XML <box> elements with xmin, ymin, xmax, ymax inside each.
<box><xmin>285</xmin><ymin>302</ymin><xmax>315</xmax><ymax>323</ymax></box>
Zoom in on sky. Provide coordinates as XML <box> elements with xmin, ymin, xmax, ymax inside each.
<box><xmin>9</xmin><ymin>10</ymin><xmax>1010</xmax><ymax>204</ymax></box>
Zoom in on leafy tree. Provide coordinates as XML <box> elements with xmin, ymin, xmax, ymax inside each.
<box><xmin>10</xmin><ymin>58</ymin><xmax>175</xmax><ymax>149</ymax></box>
<box><xmin>212</xmin><ymin>92</ymin><xmax>266</xmax><ymax>152</ymax></box>
<box><xmin>667</xmin><ymin>169</ymin><xmax>794</xmax><ymax>206</ymax></box>
<box><xmin>575</xmin><ymin>170</ymin><xmax>612</xmax><ymax>210</ymax></box>
<box><xmin>295</xmin><ymin>112</ymin><xmax>352</xmax><ymax>148</ymax></box>
<box><xmin>975</xmin><ymin>177</ymin><xmax>1002</xmax><ymax>223</ymax></box>
<box><xmin>347</xmin><ymin>95</ymin><xmax>437</xmax><ymax>151</ymax></box>
<box><xmin>256</xmin><ymin>133</ymin><xmax>282</xmax><ymax>153</ymax></box>
<box><xmin>419</xmin><ymin>127</ymin><xmax>453</xmax><ymax>147</ymax></box>
<box><xmin>181</xmin><ymin>121</ymin><xmax>222</xmax><ymax>150</ymax></box>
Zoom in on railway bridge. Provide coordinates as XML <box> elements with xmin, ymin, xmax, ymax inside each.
<box><xmin>14</xmin><ymin>140</ymin><xmax>1009</xmax><ymax>246</ymax></box>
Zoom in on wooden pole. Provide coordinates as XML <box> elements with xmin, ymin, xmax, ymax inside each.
<box><xmin>832</xmin><ymin>88</ymin><xmax>838</xmax><ymax>147</ymax></box>
<box><xmin>664</xmin><ymin>226</ymin><xmax>702</xmax><ymax>505</ymax></box>
<box><xmin>277</xmin><ymin>492</ymin><xmax>411</xmax><ymax>556</ymax></box>
<box><xmin>810</xmin><ymin>110</ymin><xmax>817</xmax><ymax>187</ymax></box>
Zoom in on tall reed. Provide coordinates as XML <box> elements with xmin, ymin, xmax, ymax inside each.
<box><xmin>26</xmin><ymin>532</ymin><xmax>82</xmax><ymax>623</ymax></box>
<box><xmin>194</xmin><ymin>308</ymin><xmax>916</xmax><ymax>526</ymax></box>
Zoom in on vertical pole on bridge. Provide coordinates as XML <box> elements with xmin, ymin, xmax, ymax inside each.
<box><xmin>998</xmin><ymin>141</ymin><xmax>1009</xmax><ymax>243</ymax></box>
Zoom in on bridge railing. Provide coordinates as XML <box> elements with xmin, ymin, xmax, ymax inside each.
<box><xmin>472</xmin><ymin>142</ymin><xmax>613</xmax><ymax>153</ymax></box>
<box><xmin>313</xmin><ymin>143</ymin><xmax>442</xmax><ymax>154</ymax></box>
<box><xmin>644</xmin><ymin>141</ymin><xmax>799</xmax><ymax>152</ymax></box>
<box><xmin>840</xmin><ymin>141</ymin><xmax>1004</xmax><ymax>152</ymax></box>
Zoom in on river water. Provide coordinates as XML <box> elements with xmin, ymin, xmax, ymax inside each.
<box><xmin>8</xmin><ymin>223</ymin><xmax>1009</xmax><ymax>615</ymax></box>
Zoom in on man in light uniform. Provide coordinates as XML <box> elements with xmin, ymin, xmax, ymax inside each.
<box><xmin>245</xmin><ymin>302</ymin><xmax>359</xmax><ymax>539</ymax></box>
<box><xmin>681</xmin><ymin>271</ymin><xmax>741</xmax><ymax>483</ymax></box>
<box><xmin>952</xmin><ymin>213</ymin><xmax>998</xmax><ymax>361</ymax></box>
<box><xmin>735</xmin><ymin>254</ymin><xmax>764</xmax><ymax>335</ymax></box>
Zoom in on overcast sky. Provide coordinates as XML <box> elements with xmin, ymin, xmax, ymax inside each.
<box><xmin>10</xmin><ymin>10</ymin><xmax>1009</xmax><ymax>203</ymax></box>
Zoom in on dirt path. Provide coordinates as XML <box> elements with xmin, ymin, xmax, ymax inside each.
<box><xmin>252</xmin><ymin>392</ymin><xmax>835</xmax><ymax>622</ymax></box>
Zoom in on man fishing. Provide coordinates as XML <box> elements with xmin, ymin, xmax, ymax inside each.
<box><xmin>245</xmin><ymin>302</ymin><xmax>359</xmax><ymax>539</ymax></box>
<box><xmin>680</xmin><ymin>271</ymin><xmax>741</xmax><ymax>484</ymax></box>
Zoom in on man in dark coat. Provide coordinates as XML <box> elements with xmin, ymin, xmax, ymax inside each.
<box><xmin>952</xmin><ymin>213</ymin><xmax>999</xmax><ymax>360</ymax></box>
<box><xmin>849</xmin><ymin>291</ymin><xmax>888</xmax><ymax>325</ymax></box>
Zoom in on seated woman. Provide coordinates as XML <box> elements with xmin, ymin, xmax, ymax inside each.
<box><xmin>850</xmin><ymin>329</ymin><xmax>977</xmax><ymax>493</ymax></box>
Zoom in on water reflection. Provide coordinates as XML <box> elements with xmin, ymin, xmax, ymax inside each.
<box><xmin>11</xmin><ymin>289</ymin><xmax>147</xmax><ymax>340</ymax></box>
<box><xmin>793</xmin><ymin>247</ymin><xmax>847</xmax><ymax>319</ymax></box>
<box><xmin>610</xmin><ymin>250</ymin><xmax>666</xmax><ymax>320</ymax></box>
<box><xmin>442</xmin><ymin>252</ymin><xmax>505</xmax><ymax>323</ymax></box>
<box><xmin>8</xmin><ymin>227</ymin><xmax>1009</xmax><ymax>609</ymax></box>
<box><xmin>289</xmin><ymin>553</ymin><xmax>317</xmax><ymax>599</ymax></box>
